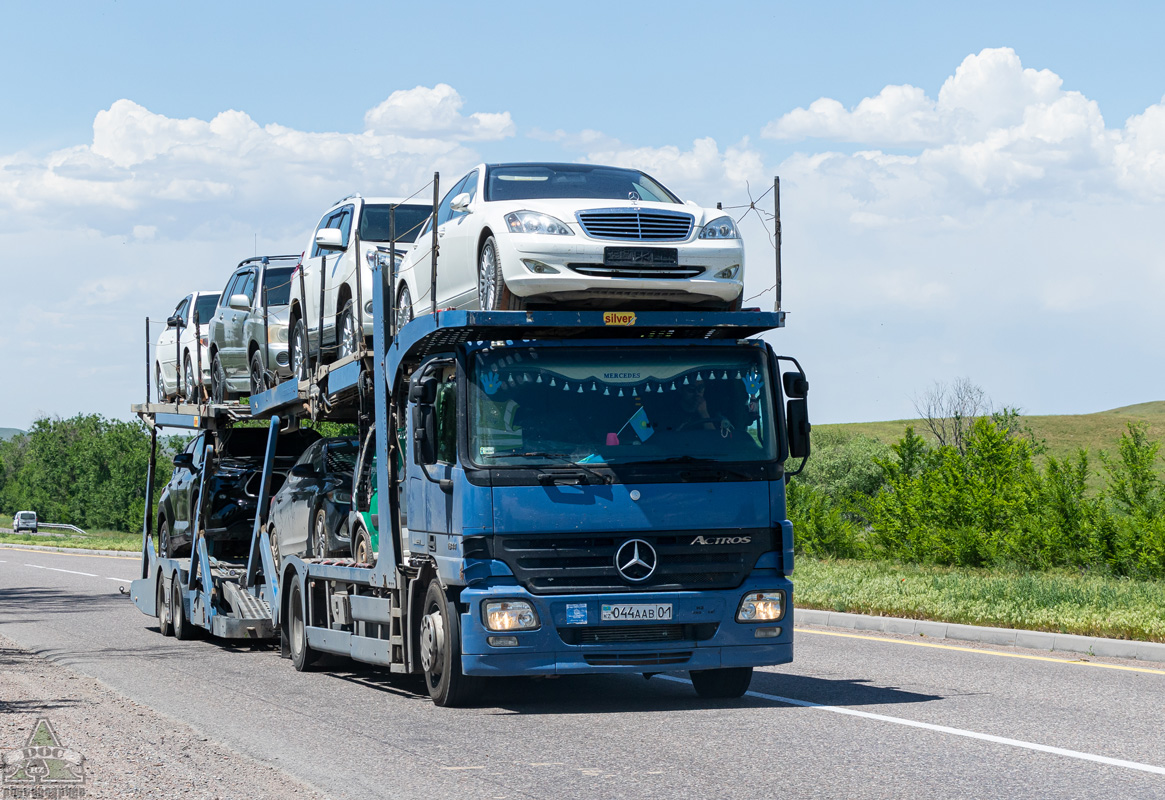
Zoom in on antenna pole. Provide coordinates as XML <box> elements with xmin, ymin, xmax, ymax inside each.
<box><xmin>774</xmin><ymin>176</ymin><xmax>782</xmax><ymax>313</ymax></box>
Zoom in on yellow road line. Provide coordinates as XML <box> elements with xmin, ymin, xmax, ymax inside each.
<box><xmin>0</xmin><ymin>546</ymin><xmax>139</xmax><ymax>561</ymax></box>
<box><xmin>795</xmin><ymin>627</ymin><xmax>1165</xmax><ymax>675</ymax></box>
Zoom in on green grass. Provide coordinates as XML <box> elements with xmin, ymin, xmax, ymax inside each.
<box><xmin>796</xmin><ymin>557</ymin><xmax>1165</xmax><ymax>642</ymax></box>
<box><xmin>0</xmin><ymin>528</ymin><xmax>139</xmax><ymax>552</ymax></box>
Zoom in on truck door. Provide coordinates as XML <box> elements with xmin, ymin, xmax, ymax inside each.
<box><xmin>406</xmin><ymin>363</ymin><xmax>458</xmax><ymax>543</ymax></box>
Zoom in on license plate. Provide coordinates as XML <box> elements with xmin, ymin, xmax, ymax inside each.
<box><xmin>601</xmin><ymin>603</ymin><xmax>673</xmax><ymax>621</ymax></box>
<box><xmin>604</xmin><ymin>247</ymin><xmax>679</xmax><ymax>267</ymax></box>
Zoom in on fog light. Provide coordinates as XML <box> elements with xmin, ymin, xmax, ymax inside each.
<box><xmin>715</xmin><ymin>265</ymin><xmax>740</xmax><ymax>280</ymax></box>
<box><xmin>276</xmin><ymin>351</ymin><xmax>289</xmax><ymax>366</ymax></box>
<box><xmin>521</xmin><ymin>259</ymin><xmax>559</xmax><ymax>274</ymax></box>
<box><xmin>737</xmin><ymin>591</ymin><xmax>784</xmax><ymax>622</ymax></box>
<box><xmin>483</xmin><ymin>600</ymin><xmax>539</xmax><ymax>631</ymax></box>
<box><xmin>488</xmin><ymin>635</ymin><xmax>519</xmax><ymax>647</ymax></box>
<box><xmin>754</xmin><ymin>626</ymin><xmax>782</xmax><ymax>639</ymax></box>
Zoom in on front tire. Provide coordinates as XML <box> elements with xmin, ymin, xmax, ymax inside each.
<box><xmin>689</xmin><ymin>666</ymin><xmax>753</xmax><ymax>698</ymax></box>
<box><xmin>156</xmin><ymin>576</ymin><xmax>173</xmax><ymax>637</ymax></box>
<box><xmin>337</xmin><ymin>299</ymin><xmax>359</xmax><ymax>359</ymax></box>
<box><xmin>158</xmin><ymin>519</ymin><xmax>172</xmax><ymax>559</ymax></box>
<box><xmin>209</xmin><ymin>352</ymin><xmax>228</xmax><ymax>404</ymax></box>
<box><xmin>419</xmin><ymin>580</ymin><xmax>480</xmax><ymax>707</ymax></box>
<box><xmin>249</xmin><ymin>349</ymin><xmax>269</xmax><ymax>396</ymax></box>
<box><xmin>396</xmin><ymin>284</ymin><xmax>414</xmax><ymax>329</ymax></box>
<box><xmin>477</xmin><ymin>235</ymin><xmax>525</xmax><ymax>311</ymax></box>
<box><xmin>289</xmin><ymin>316</ymin><xmax>309</xmax><ymax>381</ymax></box>
<box><xmin>183</xmin><ymin>355</ymin><xmax>199</xmax><ymax>404</ymax></box>
<box><xmin>155</xmin><ymin>363</ymin><xmax>168</xmax><ymax>402</ymax></box>
<box><xmin>288</xmin><ymin>574</ymin><xmax>317</xmax><ymax>671</ymax></box>
<box><xmin>352</xmin><ymin>523</ymin><xmax>374</xmax><ymax>565</ymax></box>
<box><xmin>312</xmin><ymin>509</ymin><xmax>330</xmax><ymax>558</ymax></box>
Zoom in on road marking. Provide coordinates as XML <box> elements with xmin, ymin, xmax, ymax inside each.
<box><xmin>24</xmin><ymin>564</ymin><xmax>98</xmax><ymax>577</ymax></box>
<box><xmin>659</xmin><ymin>675</ymin><xmax>1165</xmax><ymax>775</ymax></box>
<box><xmin>0</xmin><ymin>547</ymin><xmax>138</xmax><ymax>561</ymax></box>
<box><xmin>105</xmin><ymin>577</ymin><xmax>134</xmax><ymax>583</ymax></box>
<box><xmin>442</xmin><ymin>766</ymin><xmax>485</xmax><ymax>771</ymax></box>
<box><xmin>796</xmin><ymin>628</ymin><xmax>1165</xmax><ymax>675</ymax></box>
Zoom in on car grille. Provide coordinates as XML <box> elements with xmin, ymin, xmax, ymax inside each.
<box><xmin>559</xmin><ymin>623</ymin><xmax>718</xmax><ymax>645</ymax></box>
<box><xmin>583</xmin><ymin>651</ymin><xmax>693</xmax><ymax>666</ymax></box>
<box><xmin>576</xmin><ymin>209</ymin><xmax>694</xmax><ymax>241</ymax></box>
<box><xmin>493</xmin><ymin>530</ymin><xmax>768</xmax><ymax>595</ymax></box>
<box><xmin>567</xmin><ymin>264</ymin><xmax>705</xmax><ymax>279</ymax></box>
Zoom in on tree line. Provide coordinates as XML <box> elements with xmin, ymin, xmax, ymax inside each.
<box><xmin>0</xmin><ymin>415</ymin><xmax>179</xmax><ymax>533</ymax></box>
<box><xmin>790</xmin><ymin>413</ymin><xmax>1165</xmax><ymax>580</ymax></box>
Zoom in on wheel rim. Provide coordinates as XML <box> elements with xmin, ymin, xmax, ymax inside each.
<box><xmin>156</xmin><ymin>366</ymin><xmax>166</xmax><ymax>401</ymax></box>
<box><xmin>355</xmin><ymin>533</ymin><xmax>369</xmax><ymax>563</ymax></box>
<box><xmin>314</xmin><ymin>515</ymin><xmax>326</xmax><ymax>557</ymax></box>
<box><xmin>419</xmin><ymin>605</ymin><xmax>445</xmax><ymax>680</ymax></box>
<box><xmin>397</xmin><ymin>287</ymin><xmax>413</xmax><ymax>326</ymax></box>
<box><xmin>184</xmin><ymin>360</ymin><xmax>197</xmax><ymax>402</ymax></box>
<box><xmin>210</xmin><ymin>357</ymin><xmax>222</xmax><ymax>404</ymax></box>
<box><xmin>171</xmin><ymin>582</ymin><xmax>183</xmax><ymax>635</ymax></box>
<box><xmin>159</xmin><ymin>523</ymin><xmax>169</xmax><ymax>557</ymax></box>
<box><xmin>339</xmin><ymin>306</ymin><xmax>356</xmax><ymax>358</ymax></box>
<box><xmin>478</xmin><ymin>242</ymin><xmax>498</xmax><ymax>310</ymax></box>
<box><xmin>292</xmin><ymin>320</ymin><xmax>308</xmax><ymax>379</ymax></box>
<box><xmin>290</xmin><ymin>586</ymin><xmax>304</xmax><ymax>660</ymax></box>
<box><xmin>157</xmin><ymin>579</ymin><xmax>169</xmax><ymax>628</ymax></box>
<box><xmin>250</xmin><ymin>355</ymin><xmax>265</xmax><ymax>395</ymax></box>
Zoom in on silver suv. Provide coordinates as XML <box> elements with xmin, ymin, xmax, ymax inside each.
<box><xmin>13</xmin><ymin>511</ymin><xmax>37</xmax><ymax>533</ymax></box>
<box><xmin>288</xmin><ymin>195</ymin><xmax>431</xmax><ymax>378</ymax></box>
<box><xmin>206</xmin><ymin>255</ymin><xmax>299</xmax><ymax>401</ymax></box>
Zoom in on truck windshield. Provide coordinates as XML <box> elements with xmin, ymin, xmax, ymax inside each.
<box><xmin>468</xmin><ymin>346</ymin><xmax>777</xmax><ymax>467</ymax></box>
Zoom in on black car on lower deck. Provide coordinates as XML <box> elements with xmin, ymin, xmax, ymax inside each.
<box><xmin>268</xmin><ymin>436</ymin><xmax>359</xmax><ymax>562</ymax></box>
<box><xmin>157</xmin><ymin>427</ymin><xmax>320</xmax><ymax>558</ymax></box>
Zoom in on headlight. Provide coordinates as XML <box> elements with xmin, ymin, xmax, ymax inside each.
<box><xmin>365</xmin><ymin>248</ymin><xmax>401</xmax><ymax>269</ymax></box>
<box><xmin>505</xmin><ymin>211</ymin><xmax>574</xmax><ymax>236</ymax></box>
<box><xmin>483</xmin><ymin>600</ymin><xmax>539</xmax><ymax>630</ymax></box>
<box><xmin>268</xmin><ymin>325</ymin><xmax>288</xmax><ymax>344</ymax></box>
<box><xmin>330</xmin><ymin>491</ymin><xmax>352</xmax><ymax>504</ymax></box>
<box><xmin>736</xmin><ymin>591</ymin><xmax>784</xmax><ymax>622</ymax></box>
<box><xmin>698</xmin><ymin>215</ymin><xmax>739</xmax><ymax>240</ymax></box>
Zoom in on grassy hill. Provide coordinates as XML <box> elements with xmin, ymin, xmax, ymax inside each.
<box><xmin>819</xmin><ymin>401</ymin><xmax>1165</xmax><ymax>483</ymax></box>
<box><xmin>0</xmin><ymin>427</ymin><xmax>25</xmax><ymax>441</ymax></box>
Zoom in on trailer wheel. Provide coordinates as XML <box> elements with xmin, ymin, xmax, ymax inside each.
<box><xmin>288</xmin><ymin>575</ymin><xmax>317</xmax><ymax>671</ymax></box>
<box><xmin>419</xmin><ymin>580</ymin><xmax>480</xmax><ymax>707</ymax></box>
<box><xmin>171</xmin><ymin>579</ymin><xmax>198</xmax><ymax>641</ymax></box>
<box><xmin>156</xmin><ymin>575</ymin><xmax>173</xmax><ymax>637</ymax></box>
<box><xmin>689</xmin><ymin>667</ymin><xmax>753</xmax><ymax>699</ymax></box>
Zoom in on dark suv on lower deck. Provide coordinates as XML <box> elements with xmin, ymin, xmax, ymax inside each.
<box><xmin>157</xmin><ymin>428</ymin><xmax>320</xmax><ymax>558</ymax></box>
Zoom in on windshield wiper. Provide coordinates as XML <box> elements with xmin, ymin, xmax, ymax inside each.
<box><xmin>489</xmin><ymin>451</ymin><xmax>612</xmax><ymax>485</ymax></box>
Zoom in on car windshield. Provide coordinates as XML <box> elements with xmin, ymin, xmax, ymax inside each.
<box><xmin>468</xmin><ymin>346</ymin><xmax>777</xmax><ymax>467</ymax></box>
<box><xmin>484</xmin><ymin>164</ymin><xmax>680</xmax><ymax>203</ymax></box>
<box><xmin>263</xmin><ymin>267</ymin><xmax>295</xmax><ymax>306</ymax></box>
<box><xmin>360</xmin><ymin>204</ymin><xmax>432</xmax><ymax>243</ymax></box>
<box><xmin>193</xmin><ymin>294</ymin><xmax>220</xmax><ymax>324</ymax></box>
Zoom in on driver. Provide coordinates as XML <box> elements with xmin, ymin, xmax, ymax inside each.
<box><xmin>677</xmin><ymin>381</ymin><xmax>734</xmax><ymax>437</ymax></box>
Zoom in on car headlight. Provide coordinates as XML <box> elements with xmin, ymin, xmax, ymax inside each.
<box><xmin>505</xmin><ymin>211</ymin><xmax>574</xmax><ymax>236</ymax></box>
<box><xmin>737</xmin><ymin>591</ymin><xmax>784</xmax><ymax>622</ymax></box>
<box><xmin>483</xmin><ymin>600</ymin><xmax>539</xmax><ymax>630</ymax></box>
<box><xmin>268</xmin><ymin>325</ymin><xmax>288</xmax><ymax>344</ymax></box>
<box><xmin>365</xmin><ymin>248</ymin><xmax>402</xmax><ymax>269</ymax></box>
<box><xmin>698</xmin><ymin>215</ymin><xmax>739</xmax><ymax>240</ymax></box>
<box><xmin>330</xmin><ymin>491</ymin><xmax>352</xmax><ymax>504</ymax></box>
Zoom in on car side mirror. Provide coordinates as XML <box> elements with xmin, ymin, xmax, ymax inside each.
<box><xmin>228</xmin><ymin>293</ymin><xmax>251</xmax><ymax>312</ymax></box>
<box><xmin>787</xmin><ymin>398</ymin><xmax>811</xmax><ymax>460</ymax></box>
<box><xmin>450</xmin><ymin>192</ymin><xmax>472</xmax><ymax>213</ymax></box>
<box><xmin>173</xmin><ymin>452</ymin><xmax>194</xmax><ymax>470</ymax></box>
<box><xmin>783</xmin><ymin>371</ymin><xmax>809</xmax><ymax>399</ymax></box>
<box><xmin>289</xmin><ymin>463</ymin><xmax>318</xmax><ymax>479</ymax></box>
<box><xmin>167</xmin><ymin>314</ymin><xmax>184</xmax><ymax>329</ymax></box>
<box><xmin>315</xmin><ymin>227</ymin><xmax>346</xmax><ymax>252</ymax></box>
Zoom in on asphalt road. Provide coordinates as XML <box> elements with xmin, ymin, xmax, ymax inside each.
<box><xmin>2</xmin><ymin>546</ymin><xmax>1163</xmax><ymax>799</ymax></box>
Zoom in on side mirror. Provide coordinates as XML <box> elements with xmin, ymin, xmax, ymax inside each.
<box><xmin>228</xmin><ymin>293</ymin><xmax>251</xmax><ymax>312</ymax></box>
<box><xmin>167</xmin><ymin>314</ymin><xmax>184</xmax><ymax>329</ymax></box>
<box><xmin>787</xmin><ymin>399</ymin><xmax>811</xmax><ymax>460</ymax></box>
<box><xmin>315</xmin><ymin>227</ymin><xmax>346</xmax><ymax>252</ymax></box>
<box><xmin>783</xmin><ymin>371</ymin><xmax>809</xmax><ymax>399</ymax></box>
<box><xmin>289</xmin><ymin>463</ymin><xmax>318</xmax><ymax>479</ymax></box>
<box><xmin>450</xmin><ymin>192</ymin><xmax>472</xmax><ymax>213</ymax></box>
<box><xmin>173</xmin><ymin>452</ymin><xmax>194</xmax><ymax>470</ymax></box>
<box><xmin>408</xmin><ymin>375</ymin><xmax>438</xmax><ymax>405</ymax></box>
<box><xmin>413</xmin><ymin>405</ymin><xmax>438</xmax><ymax>465</ymax></box>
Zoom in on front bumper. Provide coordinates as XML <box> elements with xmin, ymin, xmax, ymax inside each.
<box><xmin>458</xmin><ymin>576</ymin><xmax>792</xmax><ymax>676</ymax></box>
<box><xmin>498</xmin><ymin>235</ymin><xmax>744</xmax><ymax>305</ymax></box>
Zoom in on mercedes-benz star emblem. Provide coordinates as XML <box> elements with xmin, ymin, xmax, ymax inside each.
<box><xmin>628</xmin><ymin>191</ymin><xmax>640</xmax><ymax>203</ymax></box>
<box><xmin>614</xmin><ymin>539</ymin><xmax>657</xmax><ymax>582</ymax></box>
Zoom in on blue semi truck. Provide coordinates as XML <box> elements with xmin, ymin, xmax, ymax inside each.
<box><xmin>130</xmin><ymin>215</ymin><xmax>809</xmax><ymax>709</ymax></box>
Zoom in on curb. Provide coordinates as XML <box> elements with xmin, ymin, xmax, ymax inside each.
<box><xmin>794</xmin><ymin>608</ymin><xmax>1165</xmax><ymax>664</ymax></box>
<box><xmin>0</xmin><ymin>543</ymin><xmax>139</xmax><ymax>558</ymax></box>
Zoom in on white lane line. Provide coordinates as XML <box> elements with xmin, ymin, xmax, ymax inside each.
<box><xmin>104</xmin><ymin>577</ymin><xmax>133</xmax><ymax>583</ymax></box>
<box><xmin>24</xmin><ymin>564</ymin><xmax>98</xmax><ymax>577</ymax></box>
<box><xmin>658</xmin><ymin>675</ymin><xmax>1165</xmax><ymax>776</ymax></box>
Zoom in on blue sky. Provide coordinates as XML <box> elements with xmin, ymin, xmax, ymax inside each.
<box><xmin>2</xmin><ymin>1</ymin><xmax>1164</xmax><ymax>428</ymax></box>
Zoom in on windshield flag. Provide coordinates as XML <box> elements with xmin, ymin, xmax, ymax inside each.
<box><xmin>617</xmin><ymin>407</ymin><xmax>654</xmax><ymax>442</ymax></box>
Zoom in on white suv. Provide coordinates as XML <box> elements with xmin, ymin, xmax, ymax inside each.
<box><xmin>155</xmin><ymin>291</ymin><xmax>220</xmax><ymax>402</ymax></box>
<box><xmin>288</xmin><ymin>195</ymin><xmax>432</xmax><ymax>378</ymax></box>
<box><xmin>395</xmin><ymin>162</ymin><xmax>745</xmax><ymax>316</ymax></box>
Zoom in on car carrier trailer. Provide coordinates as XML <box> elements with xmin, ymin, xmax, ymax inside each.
<box><xmin>129</xmin><ymin>196</ymin><xmax>811</xmax><ymax>707</ymax></box>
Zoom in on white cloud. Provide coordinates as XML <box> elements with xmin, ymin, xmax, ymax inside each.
<box><xmin>363</xmin><ymin>84</ymin><xmax>515</xmax><ymax>141</ymax></box>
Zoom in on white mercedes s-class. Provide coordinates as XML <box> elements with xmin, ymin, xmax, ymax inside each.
<box><xmin>394</xmin><ymin>162</ymin><xmax>744</xmax><ymax>319</ymax></box>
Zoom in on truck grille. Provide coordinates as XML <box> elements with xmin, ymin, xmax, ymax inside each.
<box><xmin>493</xmin><ymin>530</ymin><xmax>768</xmax><ymax>595</ymax></box>
<box><xmin>576</xmin><ymin>209</ymin><xmax>694</xmax><ymax>241</ymax></box>
<box><xmin>584</xmin><ymin>651</ymin><xmax>693</xmax><ymax>666</ymax></box>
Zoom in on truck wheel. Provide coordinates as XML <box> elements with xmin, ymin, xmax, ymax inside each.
<box><xmin>171</xmin><ymin>579</ymin><xmax>197</xmax><ymax>641</ymax></box>
<box><xmin>156</xmin><ymin>576</ymin><xmax>173</xmax><ymax>637</ymax></box>
<box><xmin>478</xmin><ymin>235</ymin><xmax>525</xmax><ymax>311</ymax></box>
<box><xmin>419</xmin><ymin>580</ymin><xmax>480</xmax><ymax>707</ymax></box>
<box><xmin>689</xmin><ymin>667</ymin><xmax>753</xmax><ymax>699</ymax></box>
<box><xmin>288</xmin><ymin>574</ymin><xmax>317</xmax><ymax>671</ymax></box>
